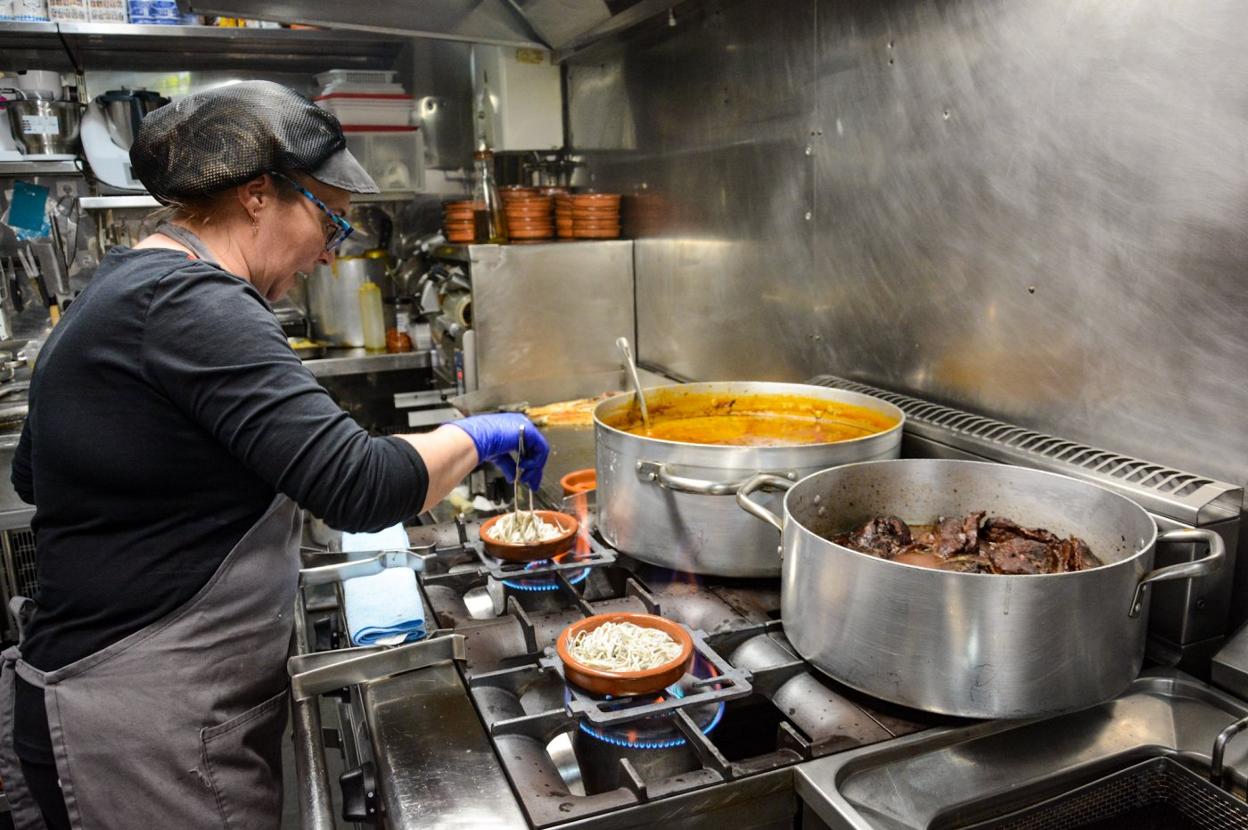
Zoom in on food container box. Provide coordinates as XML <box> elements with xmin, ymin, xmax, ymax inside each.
<box><xmin>88</xmin><ymin>0</ymin><xmax>126</xmax><ymax>21</ymax></box>
<box><xmin>343</xmin><ymin>127</ymin><xmax>422</xmax><ymax>192</ymax></box>
<box><xmin>315</xmin><ymin>69</ymin><xmax>397</xmax><ymax>88</ymax></box>
<box><xmin>316</xmin><ymin>93</ymin><xmax>414</xmax><ymax>127</ymax></box>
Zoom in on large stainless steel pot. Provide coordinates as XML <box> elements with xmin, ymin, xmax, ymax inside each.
<box><xmin>737</xmin><ymin>459</ymin><xmax>1225</xmax><ymax>718</ymax></box>
<box><xmin>594</xmin><ymin>382</ymin><xmax>904</xmax><ymax>577</ymax></box>
<box><xmin>305</xmin><ymin>252</ymin><xmax>391</xmax><ymax>347</ymax></box>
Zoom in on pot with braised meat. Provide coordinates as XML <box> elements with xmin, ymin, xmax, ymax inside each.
<box><xmin>736</xmin><ymin>459</ymin><xmax>1224</xmax><ymax>718</ymax></box>
<box><xmin>834</xmin><ymin>513</ymin><xmax>1102</xmax><ymax>574</ymax></box>
<box><xmin>594</xmin><ymin>381</ymin><xmax>904</xmax><ymax>577</ymax></box>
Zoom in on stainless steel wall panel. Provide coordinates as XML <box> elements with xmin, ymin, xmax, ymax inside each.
<box><xmin>567</xmin><ymin>0</ymin><xmax>1248</xmax><ymax>485</ymax></box>
<box><xmin>184</xmin><ymin>0</ymin><xmax>543</xmax><ymax>47</ymax></box>
<box><xmin>808</xmin><ymin>0</ymin><xmax>1248</xmax><ymax>487</ymax></box>
<box><xmin>465</xmin><ymin>241</ymin><xmax>636</xmax><ymax>387</ymax></box>
<box><xmin>567</xmin><ymin>0</ymin><xmax>819</xmax><ymax>381</ymax></box>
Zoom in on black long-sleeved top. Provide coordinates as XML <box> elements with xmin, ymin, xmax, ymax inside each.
<box><xmin>13</xmin><ymin>246</ymin><xmax>428</xmax><ymax>677</ymax></box>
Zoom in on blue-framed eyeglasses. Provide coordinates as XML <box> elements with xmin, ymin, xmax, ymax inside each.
<box><xmin>270</xmin><ymin>171</ymin><xmax>353</xmax><ymax>252</ymax></box>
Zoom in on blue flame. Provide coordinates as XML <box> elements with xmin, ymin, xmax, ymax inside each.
<box><xmin>501</xmin><ymin>559</ymin><xmax>590</xmax><ymax>592</ymax></box>
<box><xmin>576</xmin><ymin>684</ymin><xmax>726</xmax><ymax>750</ymax></box>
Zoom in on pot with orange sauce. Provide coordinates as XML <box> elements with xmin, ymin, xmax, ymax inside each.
<box><xmin>593</xmin><ymin>381</ymin><xmax>903</xmax><ymax>576</ymax></box>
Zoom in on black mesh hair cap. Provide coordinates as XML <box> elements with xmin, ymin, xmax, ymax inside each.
<box><xmin>130</xmin><ymin>80</ymin><xmax>347</xmax><ymax>205</ymax></box>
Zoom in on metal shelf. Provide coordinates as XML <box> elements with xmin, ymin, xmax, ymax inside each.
<box><xmin>358</xmin><ymin>191</ymin><xmax>418</xmax><ymax>203</ymax></box>
<box><xmin>0</xmin><ymin>21</ymin><xmax>70</xmax><ymax>70</ymax></box>
<box><xmin>303</xmin><ymin>348</ymin><xmax>432</xmax><ymax>379</ymax></box>
<box><xmin>78</xmin><ymin>194</ymin><xmax>158</xmax><ymax>210</ymax></box>
<box><xmin>0</xmin><ymin>159</ymin><xmax>81</xmax><ymax>176</ymax></box>
<box><xmin>0</xmin><ymin>21</ymin><xmax>407</xmax><ymax>72</ymax></box>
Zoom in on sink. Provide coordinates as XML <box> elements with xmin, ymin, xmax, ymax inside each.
<box><xmin>796</xmin><ymin>670</ymin><xmax>1248</xmax><ymax>830</ymax></box>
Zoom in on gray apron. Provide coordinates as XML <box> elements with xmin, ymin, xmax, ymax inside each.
<box><xmin>0</xmin><ymin>225</ymin><xmax>304</xmax><ymax>829</ymax></box>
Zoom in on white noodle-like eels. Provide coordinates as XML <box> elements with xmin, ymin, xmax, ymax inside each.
<box><xmin>568</xmin><ymin>621</ymin><xmax>683</xmax><ymax>672</ymax></box>
<box><xmin>492</xmin><ymin>510</ymin><xmax>562</xmax><ymax>544</ymax></box>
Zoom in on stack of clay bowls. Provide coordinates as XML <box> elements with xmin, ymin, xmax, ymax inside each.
<box><xmin>570</xmin><ymin>193</ymin><xmax>621</xmax><ymax>239</ymax></box>
<box><xmin>554</xmin><ymin>191</ymin><xmax>574</xmax><ymax>238</ymax></box>
<box><xmin>442</xmin><ymin>200</ymin><xmax>476</xmax><ymax>243</ymax></box>
<box><xmin>501</xmin><ymin>187</ymin><xmax>553</xmax><ymax>241</ymax></box>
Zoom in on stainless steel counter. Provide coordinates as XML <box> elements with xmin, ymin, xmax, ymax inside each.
<box><xmin>1215</xmin><ymin>623</ymin><xmax>1248</xmax><ymax>701</ymax></box>
<box><xmin>796</xmin><ymin>671</ymin><xmax>1248</xmax><ymax>830</ymax></box>
<box><xmin>302</xmin><ymin>348</ymin><xmax>433</xmax><ymax>379</ymax></box>
<box><xmin>361</xmin><ymin>664</ymin><xmax>530</xmax><ymax>828</ymax></box>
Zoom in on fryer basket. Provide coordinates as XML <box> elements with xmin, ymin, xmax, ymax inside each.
<box><xmin>959</xmin><ymin>757</ymin><xmax>1247</xmax><ymax>830</ymax></box>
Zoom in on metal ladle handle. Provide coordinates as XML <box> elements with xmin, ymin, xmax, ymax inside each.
<box><xmin>616</xmin><ymin>336</ymin><xmax>650</xmax><ymax>430</ymax></box>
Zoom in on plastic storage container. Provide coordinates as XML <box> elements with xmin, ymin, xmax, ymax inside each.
<box><xmin>316</xmin><ymin>69</ymin><xmax>397</xmax><ymax>88</ymax></box>
<box><xmin>315</xmin><ymin>94</ymin><xmax>414</xmax><ymax>127</ymax></box>
<box><xmin>47</xmin><ymin>0</ymin><xmax>89</xmax><ymax>21</ymax></box>
<box><xmin>88</xmin><ymin>0</ymin><xmax>126</xmax><ymax>21</ymax></box>
<box><xmin>128</xmin><ymin>0</ymin><xmax>177</xmax><ymax>23</ymax></box>
<box><xmin>12</xmin><ymin>0</ymin><xmax>49</xmax><ymax>20</ymax></box>
<box><xmin>343</xmin><ymin>128</ymin><xmax>422</xmax><ymax>192</ymax></box>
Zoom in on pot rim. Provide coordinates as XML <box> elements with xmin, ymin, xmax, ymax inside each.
<box><xmin>592</xmin><ymin>380</ymin><xmax>906</xmax><ymax>454</ymax></box>
<box><xmin>781</xmin><ymin>458</ymin><xmax>1159</xmax><ymax>580</ymax></box>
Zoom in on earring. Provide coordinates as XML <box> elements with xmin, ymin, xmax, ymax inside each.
<box><xmin>251</xmin><ymin>217</ymin><xmax>259</xmax><ymax>236</ymax></box>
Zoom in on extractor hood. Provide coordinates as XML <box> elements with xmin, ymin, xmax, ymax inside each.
<box><xmin>180</xmin><ymin>0</ymin><xmax>677</xmax><ymax>57</ymax></box>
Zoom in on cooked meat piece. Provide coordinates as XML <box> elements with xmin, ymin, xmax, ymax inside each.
<box><xmin>1052</xmin><ymin>537</ymin><xmax>1102</xmax><ymax>572</ymax></box>
<box><xmin>982</xmin><ymin>516</ymin><xmax>1059</xmax><ymax>545</ymax></box>
<box><xmin>834</xmin><ymin>516</ymin><xmax>913</xmax><ymax>558</ymax></box>
<box><xmin>832</xmin><ymin>511</ymin><xmax>1099</xmax><ymax>575</ymax></box>
<box><xmin>931</xmin><ymin>511</ymin><xmax>985</xmax><ymax>557</ymax></box>
<box><xmin>983</xmin><ymin>536</ymin><xmax>1052</xmax><ymax>574</ymax></box>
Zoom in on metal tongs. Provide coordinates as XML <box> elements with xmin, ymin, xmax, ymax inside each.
<box><xmin>509</xmin><ymin>426</ymin><xmax>539</xmax><ymax>540</ymax></box>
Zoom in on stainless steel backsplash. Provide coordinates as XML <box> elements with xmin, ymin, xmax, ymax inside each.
<box><xmin>565</xmin><ymin>0</ymin><xmax>1248</xmax><ymax>487</ymax></box>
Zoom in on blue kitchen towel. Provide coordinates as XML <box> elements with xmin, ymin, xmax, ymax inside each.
<box><xmin>341</xmin><ymin>523</ymin><xmax>409</xmax><ymax>553</ymax></box>
<box><xmin>342</xmin><ymin>567</ymin><xmax>426</xmax><ymax>646</ymax></box>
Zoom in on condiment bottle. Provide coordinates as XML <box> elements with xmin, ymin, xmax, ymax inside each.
<box><xmin>471</xmin><ymin>149</ymin><xmax>508</xmax><ymax>244</ymax></box>
<box><xmin>386</xmin><ymin>307</ymin><xmax>413</xmax><ymax>353</ymax></box>
<box><xmin>358</xmin><ymin>282</ymin><xmax>386</xmax><ymax>352</ymax></box>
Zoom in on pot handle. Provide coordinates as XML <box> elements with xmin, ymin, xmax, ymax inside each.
<box><xmin>636</xmin><ymin>460</ymin><xmax>795</xmax><ymax>496</ymax></box>
<box><xmin>735</xmin><ymin>473</ymin><xmax>795</xmax><ymax>534</ymax></box>
<box><xmin>1128</xmin><ymin>528</ymin><xmax>1225</xmax><ymax>618</ymax></box>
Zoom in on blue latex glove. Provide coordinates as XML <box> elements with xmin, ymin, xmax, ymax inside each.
<box><xmin>449</xmin><ymin>413</ymin><xmax>549</xmax><ymax>491</ymax></box>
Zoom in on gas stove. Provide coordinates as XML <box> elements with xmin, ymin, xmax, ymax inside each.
<box><xmin>293</xmin><ymin>496</ymin><xmax>953</xmax><ymax>829</ymax></box>
<box><xmin>290</xmin><ymin>374</ymin><xmax>1242</xmax><ymax>830</ymax></box>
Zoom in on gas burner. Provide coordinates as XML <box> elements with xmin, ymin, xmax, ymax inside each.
<box><xmin>416</xmin><ymin>522</ymin><xmax>616</xmax><ymax>593</ymax></box>
<box><xmin>501</xmin><ymin>549</ymin><xmax>592</xmax><ymax>592</ymax></box>
<box><xmin>543</xmin><ymin>625</ymin><xmax>753</xmax><ymax>728</ymax></box>
<box><xmin>472</xmin><ymin>534</ymin><xmax>615</xmax><ymax>582</ymax></box>
<box><xmin>572</xmin><ymin>655</ymin><xmax>727</xmax><ymax>749</ymax></box>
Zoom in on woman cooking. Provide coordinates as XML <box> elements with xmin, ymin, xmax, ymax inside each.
<box><xmin>0</xmin><ymin>81</ymin><xmax>549</xmax><ymax>829</ymax></box>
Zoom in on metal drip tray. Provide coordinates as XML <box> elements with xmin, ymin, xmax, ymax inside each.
<box><xmin>956</xmin><ymin>757</ymin><xmax>1248</xmax><ymax>830</ymax></box>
